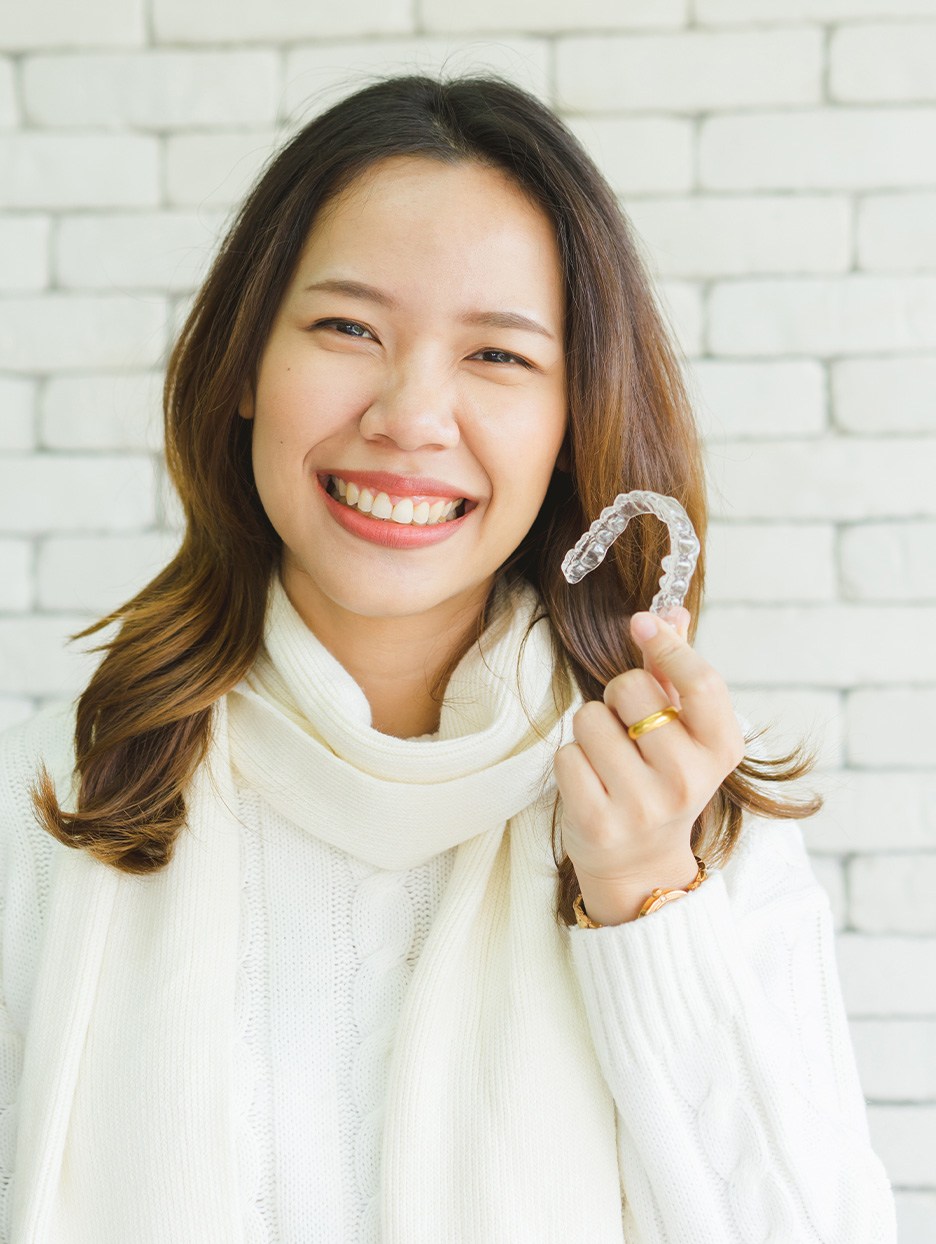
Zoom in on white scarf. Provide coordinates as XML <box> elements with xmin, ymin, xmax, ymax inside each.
<box><xmin>13</xmin><ymin>574</ymin><xmax>628</xmax><ymax>1242</ymax></box>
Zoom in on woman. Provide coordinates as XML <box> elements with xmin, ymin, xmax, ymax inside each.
<box><xmin>0</xmin><ymin>74</ymin><xmax>895</xmax><ymax>1242</ymax></box>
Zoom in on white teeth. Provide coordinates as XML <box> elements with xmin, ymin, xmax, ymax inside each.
<box><xmin>328</xmin><ymin>475</ymin><xmax>465</xmax><ymax>526</ymax></box>
<box><xmin>390</xmin><ymin>497</ymin><xmax>414</xmax><ymax>524</ymax></box>
<box><xmin>371</xmin><ymin>491</ymin><xmax>393</xmax><ymax>520</ymax></box>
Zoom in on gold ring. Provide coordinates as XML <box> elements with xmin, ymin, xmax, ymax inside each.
<box><xmin>627</xmin><ymin>705</ymin><xmax>680</xmax><ymax>740</ymax></box>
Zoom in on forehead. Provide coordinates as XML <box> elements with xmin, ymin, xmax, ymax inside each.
<box><xmin>292</xmin><ymin>155</ymin><xmax>564</xmax><ymax>317</ymax></box>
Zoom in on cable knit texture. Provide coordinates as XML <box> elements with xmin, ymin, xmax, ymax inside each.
<box><xmin>0</xmin><ymin>574</ymin><xmax>896</xmax><ymax>1242</ymax></box>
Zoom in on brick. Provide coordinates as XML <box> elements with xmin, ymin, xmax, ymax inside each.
<box><xmin>896</xmin><ymin>1193</ymin><xmax>936</xmax><ymax>1244</ymax></box>
<box><xmin>170</xmin><ymin>293</ymin><xmax>194</xmax><ymax>342</ymax></box>
<box><xmin>858</xmin><ymin>193</ymin><xmax>936</xmax><ymax>271</ymax></box>
<box><xmin>23</xmin><ymin>51</ymin><xmax>279</xmax><ymax>129</ymax></box>
<box><xmin>849</xmin><ymin>854</ymin><xmax>936</xmax><ymax>935</ymax></box>
<box><xmin>831</xmin><ymin>22</ymin><xmax>936</xmax><ymax>103</ymax></box>
<box><xmin>283</xmin><ymin>39</ymin><xmax>550</xmax><ymax>122</ymax></box>
<box><xmin>730</xmin><ymin>687</ymin><xmax>844</xmax><ymax>771</ymax></box>
<box><xmin>704</xmin><ymin>522</ymin><xmax>835</xmax><ymax>603</ymax></box>
<box><xmin>0</xmin><ymin>0</ymin><xmax>144</xmax><ymax>50</ymax></box>
<box><xmin>809</xmin><ymin>855</ymin><xmax>845</xmax><ymax>930</ymax></box>
<box><xmin>708</xmin><ymin>277</ymin><xmax>936</xmax><ymax>356</ymax></box>
<box><xmin>832</xmin><ymin>357</ymin><xmax>936</xmax><ymax>433</ymax></box>
<box><xmin>847</xmin><ymin>687</ymin><xmax>936</xmax><ymax>769</ymax></box>
<box><xmin>698</xmin><ymin>0</ymin><xmax>936</xmax><ymax>21</ymax></box>
<box><xmin>0</xmin><ymin>56</ymin><xmax>16</xmax><ymax>127</ymax></box>
<box><xmin>700</xmin><ymin>109</ymin><xmax>936</xmax><ymax>191</ymax></box>
<box><xmin>868</xmin><ymin>1105</ymin><xmax>936</xmax><ymax>1187</ymax></box>
<box><xmin>853</xmin><ymin>1020</ymin><xmax>936</xmax><ymax>1101</ymax></box>
<box><xmin>0</xmin><ymin>376</ymin><xmax>35</xmax><ymax>449</ymax></box>
<box><xmin>0</xmin><ymin>215</ymin><xmax>49</xmax><ymax>290</ymax></box>
<box><xmin>841</xmin><ymin>522</ymin><xmax>936</xmax><ymax>602</ymax></box>
<box><xmin>0</xmin><ymin>698</ymin><xmax>34</xmax><ymax>733</ymax></box>
<box><xmin>0</xmin><ymin>134</ymin><xmax>159</xmax><ymax>209</ymax></box>
<box><xmin>165</xmin><ymin>131</ymin><xmax>280</xmax><ymax>209</ymax></box>
<box><xmin>37</xmin><ymin>532</ymin><xmax>180</xmax><ymax>613</ymax></box>
<box><xmin>152</xmin><ymin>457</ymin><xmax>185</xmax><ymax>535</ymax></box>
<box><xmin>0</xmin><ymin>538</ymin><xmax>31</xmax><ymax>610</ymax></box>
<box><xmin>837</xmin><ymin>935</ymin><xmax>936</xmax><ymax>1017</ymax></box>
<box><xmin>624</xmin><ymin>195</ymin><xmax>850</xmax><ymax>279</ymax></box>
<box><xmin>691</xmin><ymin>360</ymin><xmax>826</xmax><ymax>440</ymax></box>
<box><xmin>0</xmin><ymin>454</ymin><xmax>157</xmax><ymax>533</ymax></box>
<box><xmin>705</xmin><ymin>439</ymin><xmax>936</xmax><ymax>521</ymax></box>
<box><xmin>152</xmin><ymin>0</ymin><xmax>411</xmax><ymax>42</ymax></box>
<box><xmin>55</xmin><ymin>212</ymin><xmax>226</xmax><ymax>293</ymax></box>
<box><xmin>557</xmin><ymin>28</ymin><xmax>821</xmax><ymax>113</ymax></box>
<box><xmin>421</xmin><ymin>0</ymin><xmax>686</xmax><ymax>33</ymax></box>
<box><xmin>657</xmin><ymin>281</ymin><xmax>702</xmax><ymax>357</ymax></box>
<box><xmin>40</xmin><ymin>374</ymin><xmax>163</xmax><ymax>452</ymax></box>
<box><xmin>0</xmin><ymin>295</ymin><xmax>167</xmax><ymax>372</ymax></box>
<box><xmin>566</xmin><ymin>117</ymin><xmax>693</xmax><ymax>195</ymax></box>
<box><xmin>804</xmin><ymin>771</ymin><xmax>936</xmax><ymax>853</ymax></box>
<box><xmin>0</xmin><ymin>615</ymin><xmax>102</xmax><ymax>697</ymax></box>
<box><xmin>696</xmin><ymin>604</ymin><xmax>936</xmax><ymax>686</ymax></box>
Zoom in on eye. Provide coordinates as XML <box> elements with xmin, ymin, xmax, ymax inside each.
<box><xmin>312</xmin><ymin>318</ymin><xmax>376</xmax><ymax>340</ymax></box>
<box><xmin>472</xmin><ymin>348</ymin><xmax>532</xmax><ymax>368</ymax></box>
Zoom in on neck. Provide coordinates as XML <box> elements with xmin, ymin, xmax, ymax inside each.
<box><xmin>279</xmin><ymin>561</ymin><xmax>492</xmax><ymax>738</ymax></box>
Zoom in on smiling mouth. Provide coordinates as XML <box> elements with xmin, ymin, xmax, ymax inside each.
<box><xmin>324</xmin><ymin>474</ymin><xmax>468</xmax><ymax>526</ymax></box>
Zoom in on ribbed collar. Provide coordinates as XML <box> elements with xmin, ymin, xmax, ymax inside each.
<box><xmin>225</xmin><ymin>572</ymin><xmax>577</xmax><ymax>869</ymax></box>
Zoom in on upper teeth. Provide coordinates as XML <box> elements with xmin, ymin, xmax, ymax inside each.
<box><xmin>329</xmin><ymin>476</ymin><xmax>463</xmax><ymax>525</ymax></box>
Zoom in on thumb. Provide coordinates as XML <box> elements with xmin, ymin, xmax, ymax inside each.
<box><xmin>632</xmin><ymin>608</ymin><xmax>691</xmax><ymax>708</ymax></box>
<box><xmin>660</xmin><ymin>605</ymin><xmax>690</xmax><ymax>641</ymax></box>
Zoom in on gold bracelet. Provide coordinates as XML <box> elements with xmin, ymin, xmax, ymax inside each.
<box><xmin>572</xmin><ymin>856</ymin><xmax>707</xmax><ymax>929</ymax></box>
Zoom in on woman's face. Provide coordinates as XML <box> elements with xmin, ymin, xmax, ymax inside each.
<box><xmin>238</xmin><ymin>154</ymin><xmax>567</xmax><ymax>626</ymax></box>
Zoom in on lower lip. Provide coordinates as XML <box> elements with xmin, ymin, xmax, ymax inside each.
<box><xmin>318</xmin><ymin>478</ymin><xmax>474</xmax><ymax>549</ymax></box>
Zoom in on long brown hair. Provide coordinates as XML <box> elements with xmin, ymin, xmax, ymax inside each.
<box><xmin>31</xmin><ymin>73</ymin><xmax>819</xmax><ymax>923</ymax></box>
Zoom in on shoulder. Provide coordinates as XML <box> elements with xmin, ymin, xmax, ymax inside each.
<box><xmin>718</xmin><ymin>814</ymin><xmax>829</xmax><ymax>924</ymax></box>
<box><xmin>716</xmin><ymin>709</ymin><xmax>831</xmax><ymax>920</ymax></box>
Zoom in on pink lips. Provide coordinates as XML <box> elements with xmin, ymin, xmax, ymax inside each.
<box><xmin>317</xmin><ymin>473</ymin><xmax>475</xmax><ymax>550</ymax></box>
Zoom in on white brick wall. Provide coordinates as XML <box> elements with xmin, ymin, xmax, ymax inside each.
<box><xmin>832</xmin><ymin>356</ymin><xmax>936</xmax><ymax>432</ymax></box>
<box><xmin>1</xmin><ymin>3</ymin><xmax>933</xmax><ymax>1234</ymax></box>
<box><xmin>700</xmin><ymin>109</ymin><xmax>936</xmax><ymax>189</ymax></box>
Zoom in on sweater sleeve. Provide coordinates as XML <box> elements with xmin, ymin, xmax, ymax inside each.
<box><xmin>0</xmin><ymin>710</ymin><xmax>64</xmax><ymax>1243</ymax></box>
<box><xmin>0</xmin><ymin>828</ymin><xmax>21</xmax><ymax>1244</ymax></box>
<box><xmin>566</xmin><ymin>817</ymin><xmax>897</xmax><ymax>1244</ymax></box>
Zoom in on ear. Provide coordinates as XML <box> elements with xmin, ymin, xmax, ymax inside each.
<box><xmin>237</xmin><ymin>382</ymin><xmax>255</xmax><ymax>421</ymax></box>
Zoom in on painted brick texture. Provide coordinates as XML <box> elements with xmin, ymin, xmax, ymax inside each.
<box><xmin>1</xmin><ymin>4</ymin><xmax>933</xmax><ymax>1235</ymax></box>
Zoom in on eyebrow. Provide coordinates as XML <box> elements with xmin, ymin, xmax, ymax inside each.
<box><xmin>302</xmin><ymin>278</ymin><xmax>556</xmax><ymax>341</ymax></box>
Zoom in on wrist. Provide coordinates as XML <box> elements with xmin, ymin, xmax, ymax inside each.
<box><xmin>574</xmin><ymin>850</ymin><xmax>701</xmax><ymax>927</ymax></box>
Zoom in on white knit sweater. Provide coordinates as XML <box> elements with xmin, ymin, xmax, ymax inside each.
<box><xmin>0</xmin><ymin>588</ymin><xmax>897</xmax><ymax>1242</ymax></box>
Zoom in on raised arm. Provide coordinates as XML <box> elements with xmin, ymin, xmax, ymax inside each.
<box><xmin>566</xmin><ymin>816</ymin><xmax>896</xmax><ymax>1243</ymax></box>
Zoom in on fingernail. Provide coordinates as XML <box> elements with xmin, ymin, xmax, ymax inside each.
<box><xmin>632</xmin><ymin>613</ymin><xmax>658</xmax><ymax>641</ymax></box>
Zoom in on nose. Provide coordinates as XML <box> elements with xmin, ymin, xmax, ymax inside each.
<box><xmin>358</xmin><ymin>365</ymin><xmax>460</xmax><ymax>452</ymax></box>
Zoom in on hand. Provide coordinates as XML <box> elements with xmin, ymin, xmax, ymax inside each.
<box><xmin>554</xmin><ymin>608</ymin><xmax>745</xmax><ymax>909</ymax></box>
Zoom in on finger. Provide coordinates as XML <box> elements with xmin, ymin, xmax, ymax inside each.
<box><xmin>553</xmin><ymin>737</ymin><xmax>610</xmax><ymax>811</ymax></box>
<box><xmin>574</xmin><ymin>693</ymin><xmax>691</xmax><ymax>804</ymax></box>
<box><xmin>647</xmin><ymin>607</ymin><xmax>690</xmax><ymax>706</ymax></box>
<box><xmin>629</xmin><ymin>611</ymin><xmax>738</xmax><ymax>754</ymax></box>
<box><xmin>603</xmin><ymin>668</ymin><xmax>692</xmax><ymax>769</ymax></box>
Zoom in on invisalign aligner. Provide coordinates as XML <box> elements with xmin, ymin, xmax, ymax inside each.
<box><xmin>561</xmin><ymin>490</ymin><xmax>700</xmax><ymax>616</ymax></box>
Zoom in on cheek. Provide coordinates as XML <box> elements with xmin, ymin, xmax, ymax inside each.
<box><xmin>253</xmin><ymin>363</ymin><xmax>370</xmax><ymax>458</ymax></box>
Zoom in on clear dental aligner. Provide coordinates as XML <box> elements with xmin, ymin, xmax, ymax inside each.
<box><xmin>561</xmin><ymin>490</ymin><xmax>700</xmax><ymax>616</ymax></box>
